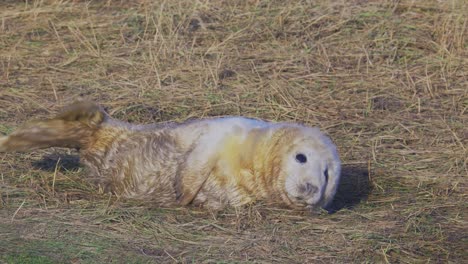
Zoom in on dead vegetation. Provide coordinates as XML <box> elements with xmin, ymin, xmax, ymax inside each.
<box><xmin>0</xmin><ymin>0</ymin><xmax>466</xmax><ymax>263</ymax></box>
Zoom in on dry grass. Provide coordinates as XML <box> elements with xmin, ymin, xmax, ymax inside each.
<box><xmin>0</xmin><ymin>0</ymin><xmax>466</xmax><ymax>263</ymax></box>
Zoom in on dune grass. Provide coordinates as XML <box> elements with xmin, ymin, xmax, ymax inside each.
<box><xmin>0</xmin><ymin>0</ymin><xmax>466</xmax><ymax>263</ymax></box>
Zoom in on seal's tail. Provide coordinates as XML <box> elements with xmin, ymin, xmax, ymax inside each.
<box><xmin>0</xmin><ymin>101</ymin><xmax>107</xmax><ymax>152</ymax></box>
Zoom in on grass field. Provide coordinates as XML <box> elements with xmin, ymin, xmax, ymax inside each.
<box><xmin>0</xmin><ymin>0</ymin><xmax>466</xmax><ymax>263</ymax></box>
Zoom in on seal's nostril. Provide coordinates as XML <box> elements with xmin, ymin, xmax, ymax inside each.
<box><xmin>305</xmin><ymin>183</ymin><xmax>318</xmax><ymax>195</ymax></box>
<box><xmin>298</xmin><ymin>183</ymin><xmax>318</xmax><ymax>196</ymax></box>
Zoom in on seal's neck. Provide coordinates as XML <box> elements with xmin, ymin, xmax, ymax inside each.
<box><xmin>241</xmin><ymin>127</ymin><xmax>287</xmax><ymax>201</ymax></box>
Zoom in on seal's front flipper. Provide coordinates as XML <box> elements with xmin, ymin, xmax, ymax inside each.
<box><xmin>175</xmin><ymin>154</ymin><xmax>215</xmax><ymax>206</ymax></box>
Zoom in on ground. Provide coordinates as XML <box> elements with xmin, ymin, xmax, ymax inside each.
<box><xmin>0</xmin><ymin>0</ymin><xmax>466</xmax><ymax>263</ymax></box>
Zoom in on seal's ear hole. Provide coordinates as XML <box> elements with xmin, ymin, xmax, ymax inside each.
<box><xmin>295</xmin><ymin>153</ymin><xmax>307</xmax><ymax>164</ymax></box>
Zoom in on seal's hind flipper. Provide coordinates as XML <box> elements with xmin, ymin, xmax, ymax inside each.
<box><xmin>0</xmin><ymin>101</ymin><xmax>107</xmax><ymax>152</ymax></box>
<box><xmin>55</xmin><ymin>101</ymin><xmax>106</xmax><ymax>128</ymax></box>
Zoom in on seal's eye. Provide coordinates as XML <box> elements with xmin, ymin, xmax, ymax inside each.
<box><xmin>324</xmin><ymin>168</ymin><xmax>329</xmax><ymax>183</ymax></box>
<box><xmin>295</xmin><ymin>153</ymin><xmax>307</xmax><ymax>164</ymax></box>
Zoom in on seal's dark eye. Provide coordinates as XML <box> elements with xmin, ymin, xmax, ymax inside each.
<box><xmin>324</xmin><ymin>168</ymin><xmax>329</xmax><ymax>183</ymax></box>
<box><xmin>295</xmin><ymin>153</ymin><xmax>307</xmax><ymax>164</ymax></box>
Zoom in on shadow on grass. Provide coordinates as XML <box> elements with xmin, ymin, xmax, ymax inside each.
<box><xmin>325</xmin><ymin>164</ymin><xmax>371</xmax><ymax>213</ymax></box>
<box><xmin>32</xmin><ymin>153</ymin><xmax>82</xmax><ymax>171</ymax></box>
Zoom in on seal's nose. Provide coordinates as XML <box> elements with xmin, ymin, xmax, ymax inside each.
<box><xmin>304</xmin><ymin>183</ymin><xmax>318</xmax><ymax>195</ymax></box>
<box><xmin>298</xmin><ymin>182</ymin><xmax>318</xmax><ymax>196</ymax></box>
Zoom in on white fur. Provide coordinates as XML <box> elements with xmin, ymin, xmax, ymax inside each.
<box><xmin>174</xmin><ymin>117</ymin><xmax>341</xmax><ymax>208</ymax></box>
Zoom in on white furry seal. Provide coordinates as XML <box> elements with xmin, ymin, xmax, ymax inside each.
<box><xmin>0</xmin><ymin>102</ymin><xmax>341</xmax><ymax>210</ymax></box>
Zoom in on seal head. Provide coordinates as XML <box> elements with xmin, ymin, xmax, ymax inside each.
<box><xmin>272</xmin><ymin>125</ymin><xmax>341</xmax><ymax>209</ymax></box>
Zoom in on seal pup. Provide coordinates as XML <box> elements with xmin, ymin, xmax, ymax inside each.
<box><xmin>0</xmin><ymin>101</ymin><xmax>341</xmax><ymax>210</ymax></box>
